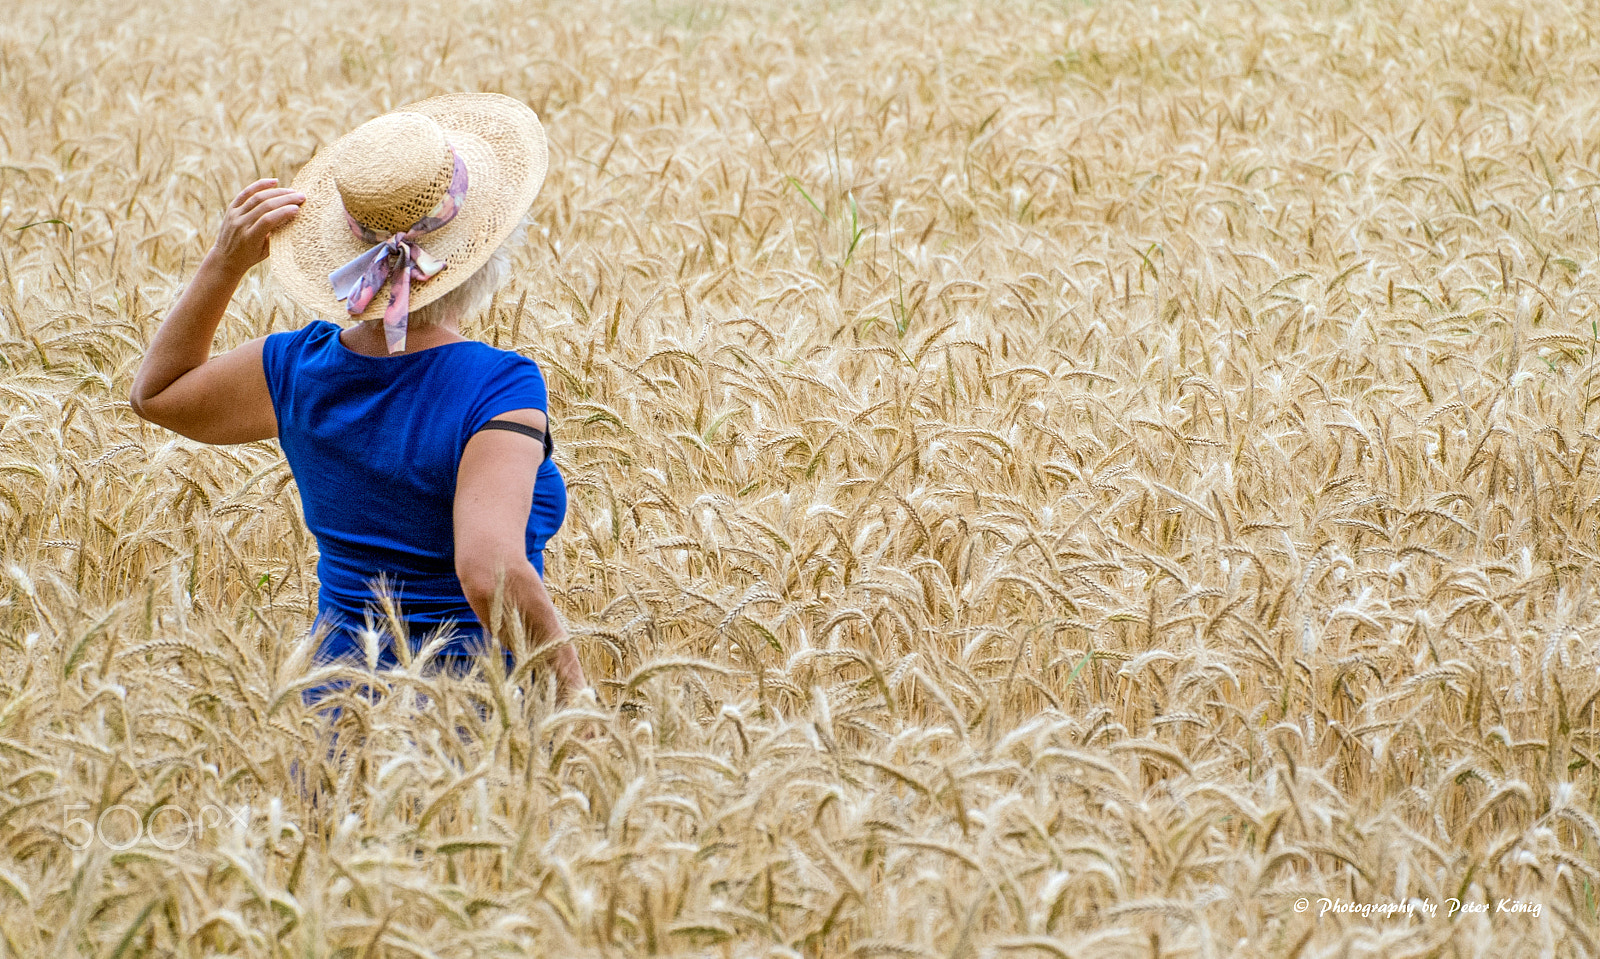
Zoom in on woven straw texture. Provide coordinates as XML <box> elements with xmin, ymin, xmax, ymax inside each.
<box><xmin>273</xmin><ymin>93</ymin><xmax>547</xmax><ymax>321</ymax></box>
<box><xmin>334</xmin><ymin>113</ymin><xmax>456</xmax><ymax>234</ymax></box>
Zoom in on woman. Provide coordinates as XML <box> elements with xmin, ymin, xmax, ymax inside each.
<box><xmin>129</xmin><ymin>94</ymin><xmax>588</xmax><ymax>701</ymax></box>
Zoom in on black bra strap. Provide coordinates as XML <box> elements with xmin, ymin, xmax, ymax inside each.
<box><xmin>477</xmin><ymin>419</ymin><xmax>553</xmax><ymax>461</ymax></box>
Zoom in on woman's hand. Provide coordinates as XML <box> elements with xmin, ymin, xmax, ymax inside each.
<box><xmin>550</xmin><ymin>643</ymin><xmax>591</xmax><ymax>706</ymax></box>
<box><xmin>209</xmin><ymin>178</ymin><xmax>304</xmax><ymax>277</ymax></box>
<box><xmin>129</xmin><ymin>179</ymin><xmax>297</xmax><ymax>443</ymax></box>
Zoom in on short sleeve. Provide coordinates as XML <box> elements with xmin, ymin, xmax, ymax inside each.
<box><xmin>463</xmin><ymin>352</ymin><xmax>550</xmax><ymax>436</ymax></box>
<box><xmin>260</xmin><ymin>321</ymin><xmax>330</xmax><ymax>421</ymax></box>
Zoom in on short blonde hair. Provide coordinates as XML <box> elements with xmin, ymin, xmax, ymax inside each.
<box><xmin>408</xmin><ymin>217</ymin><xmax>530</xmax><ymax>328</ymax></box>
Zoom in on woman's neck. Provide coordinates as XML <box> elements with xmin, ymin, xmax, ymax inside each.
<box><xmin>339</xmin><ymin>318</ymin><xmax>466</xmax><ymax>357</ymax></box>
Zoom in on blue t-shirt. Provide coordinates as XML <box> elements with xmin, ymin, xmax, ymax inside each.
<box><xmin>261</xmin><ymin>320</ymin><xmax>566</xmax><ymax>661</ymax></box>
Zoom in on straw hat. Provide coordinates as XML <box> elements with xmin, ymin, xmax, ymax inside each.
<box><xmin>274</xmin><ymin>93</ymin><xmax>547</xmax><ymax>321</ymax></box>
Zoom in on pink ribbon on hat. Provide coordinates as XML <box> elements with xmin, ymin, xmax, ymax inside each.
<box><xmin>328</xmin><ymin>147</ymin><xmax>469</xmax><ymax>353</ymax></box>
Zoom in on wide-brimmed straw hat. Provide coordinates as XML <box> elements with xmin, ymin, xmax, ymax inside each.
<box><xmin>274</xmin><ymin>93</ymin><xmax>547</xmax><ymax>335</ymax></box>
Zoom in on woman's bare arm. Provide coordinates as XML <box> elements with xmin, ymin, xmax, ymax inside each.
<box><xmin>130</xmin><ymin>178</ymin><xmax>302</xmax><ymax>444</ymax></box>
<box><xmin>454</xmin><ymin>406</ymin><xmax>589</xmax><ymax>699</ymax></box>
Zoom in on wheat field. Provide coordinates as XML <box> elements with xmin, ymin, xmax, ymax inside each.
<box><xmin>2</xmin><ymin>0</ymin><xmax>1599</xmax><ymax>954</ymax></box>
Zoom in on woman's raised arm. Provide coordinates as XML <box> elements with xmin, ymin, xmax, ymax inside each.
<box><xmin>130</xmin><ymin>178</ymin><xmax>302</xmax><ymax>444</ymax></box>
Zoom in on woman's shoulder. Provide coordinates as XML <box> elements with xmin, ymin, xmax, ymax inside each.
<box><xmin>454</xmin><ymin>341</ymin><xmax>547</xmax><ymax>377</ymax></box>
<box><xmin>261</xmin><ymin>319</ymin><xmax>341</xmax><ymax>379</ymax></box>
<box><xmin>268</xmin><ymin>318</ymin><xmax>340</xmax><ymax>339</ymax></box>
<box><xmin>455</xmin><ymin>343</ymin><xmax>551</xmax><ymax>418</ymax></box>
<box><xmin>265</xmin><ymin>318</ymin><xmax>341</xmax><ymax>353</ymax></box>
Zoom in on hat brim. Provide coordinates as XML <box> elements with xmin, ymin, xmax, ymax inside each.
<box><xmin>272</xmin><ymin>93</ymin><xmax>547</xmax><ymax>321</ymax></box>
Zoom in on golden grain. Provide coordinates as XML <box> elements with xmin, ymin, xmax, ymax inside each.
<box><xmin>3</xmin><ymin>0</ymin><xmax>1600</xmax><ymax>954</ymax></box>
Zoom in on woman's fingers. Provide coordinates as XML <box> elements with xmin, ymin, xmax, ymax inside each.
<box><xmin>257</xmin><ymin>202</ymin><xmax>302</xmax><ymax>232</ymax></box>
<box><xmin>238</xmin><ymin>191</ymin><xmax>304</xmax><ymax>231</ymax></box>
<box><xmin>230</xmin><ymin>178</ymin><xmax>281</xmax><ymax>208</ymax></box>
<box><xmin>237</xmin><ymin>186</ymin><xmax>302</xmax><ymax>218</ymax></box>
<box><xmin>247</xmin><ymin>190</ymin><xmax>304</xmax><ymax>216</ymax></box>
<box><xmin>210</xmin><ymin>181</ymin><xmax>302</xmax><ymax>275</ymax></box>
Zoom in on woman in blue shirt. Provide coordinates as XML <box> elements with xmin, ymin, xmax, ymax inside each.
<box><xmin>128</xmin><ymin>94</ymin><xmax>588</xmax><ymax>700</ymax></box>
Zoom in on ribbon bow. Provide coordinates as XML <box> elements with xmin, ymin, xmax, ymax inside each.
<box><xmin>328</xmin><ymin>147</ymin><xmax>469</xmax><ymax>353</ymax></box>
